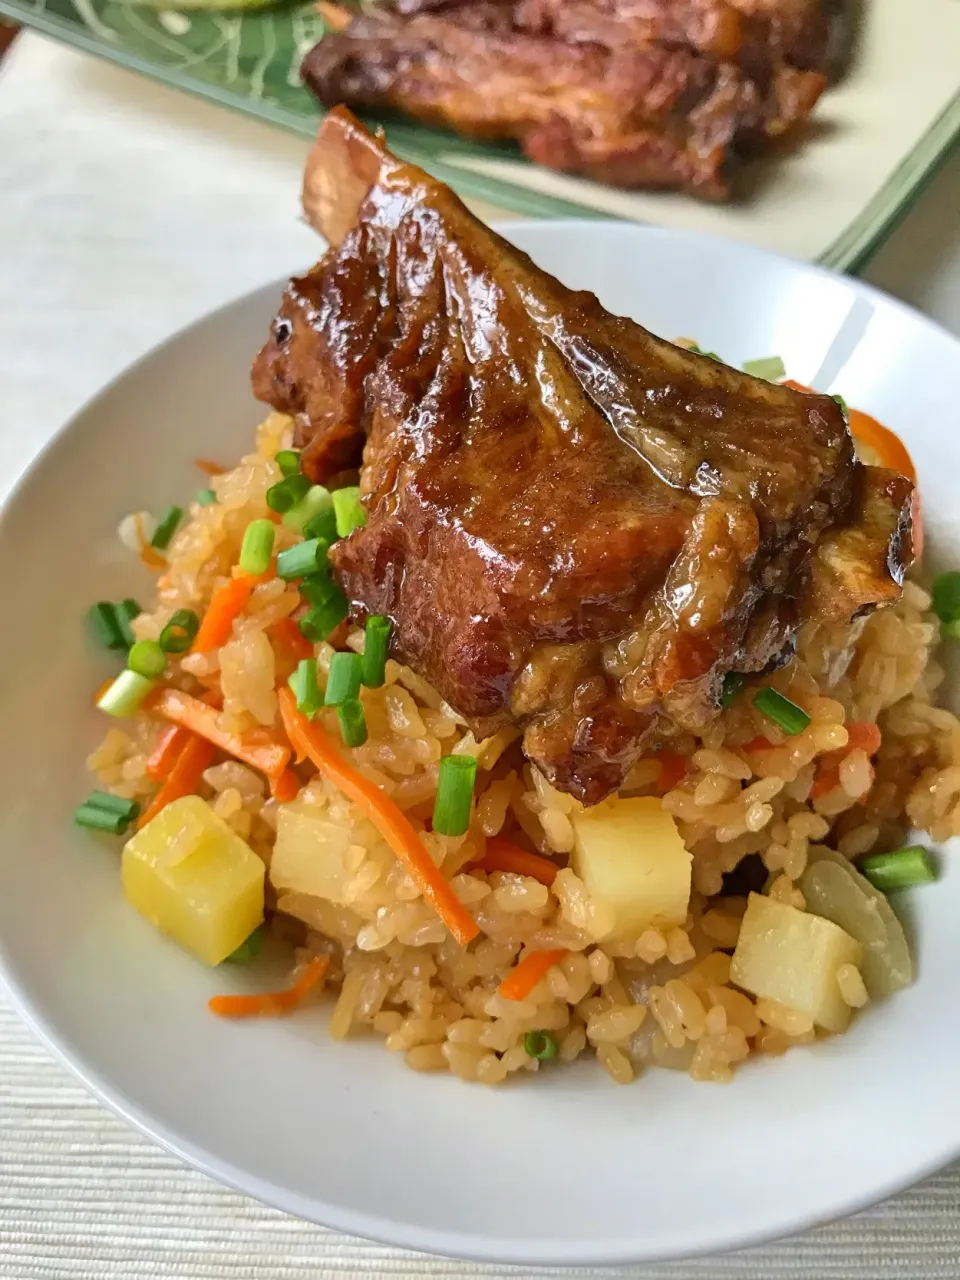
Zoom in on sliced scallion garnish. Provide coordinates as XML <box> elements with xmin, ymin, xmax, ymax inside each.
<box><xmin>275</xmin><ymin>450</ymin><xmax>301</xmax><ymax>478</ymax></box>
<box><xmin>88</xmin><ymin>602</ymin><xmax>127</xmax><ymax>651</ymax></box>
<box><xmin>831</xmin><ymin>393</ymin><xmax>848</xmax><ymax>415</ymax></box>
<box><xmin>266</xmin><ymin>474</ymin><xmax>311</xmax><ymax>514</ymax></box>
<box><xmin>151</xmin><ymin>505</ymin><xmax>183</xmax><ymax>551</ymax></box>
<box><xmin>742</xmin><ymin>355</ymin><xmax>786</xmax><ymax>381</ymax></box>
<box><xmin>127</xmin><ymin>639</ymin><xmax>166</xmax><ymax>679</ymax></box>
<box><xmin>332</xmin><ymin>486</ymin><xmax>366</xmax><ymax>537</ymax></box>
<box><xmin>299</xmin><ymin>571</ymin><xmax>338</xmax><ymax>606</ymax></box>
<box><xmin>159</xmin><ymin>609</ymin><xmax>200</xmax><ymax>654</ymax></box>
<box><xmin>289</xmin><ymin>657</ymin><xmax>323</xmax><ymax>718</ymax></box>
<box><xmin>96</xmin><ymin>669</ymin><xmax>157</xmax><ymax>718</ymax></box>
<box><xmin>361</xmin><ymin>615</ymin><xmax>391</xmax><ymax>689</ymax></box>
<box><xmin>115</xmin><ymin>599</ymin><xmax>142</xmax><ymax>650</ymax></box>
<box><xmin>524</xmin><ymin>1030</ymin><xmax>559</xmax><ymax>1060</ymax></box>
<box><xmin>324</xmin><ymin>651</ymin><xmax>362</xmax><ymax>706</ymax></box>
<box><xmin>74</xmin><ymin>790</ymin><xmax>139</xmax><ymax>834</ymax></box>
<box><xmin>196</xmin><ymin>488</ymin><xmax>217</xmax><ymax>507</ymax></box>
<box><xmin>284</xmin><ymin>484</ymin><xmax>333</xmax><ymax>536</ymax></box>
<box><xmin>432</xmin><ymin>754</ymin><xmax>477</xmax><ymax>836</ymax></box>
<box><xmin>860</xmin><ymin>846</ymin><xmax>935</xmax><ymax>893</ymax></box>
<box><xmin>752</xmin><ymin>688</ymin><xmax>810</xmax><ymax>736</ymax></box>
<box><xmin>337</xmin><ymin>696</ymin><xmax>368</xmax><ymax>748</ymax></box>
<box><xmin>277</xmin><ymin>537</ymin><xmax>327</xmax><ymax>582</ymax></box>
<box><xmin>239</xmin><ymin>519</ymin><xmax>275</xmax><ymax>576</ymax></box>
<box><xmin>932</xmin><ymin>571</ymin><xmax>960</xmax><ymax>625</ymax></box>
<box><xmin>299</xmin><ymin>591</ymin><xmax>349</xmax><ymax>642</ymax></box>
<box><xmin>223</xmin><ymin>924</ymin><xmax>265</xmax><ymax>964</ymax></box>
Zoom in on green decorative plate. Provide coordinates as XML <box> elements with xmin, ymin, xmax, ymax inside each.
<box><xmin>1</xmin><ymin>0</ymin><xmax>958</xmax><ymax>269</ymax></box>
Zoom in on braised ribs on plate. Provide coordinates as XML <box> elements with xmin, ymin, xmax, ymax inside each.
<box><xmin>252</xmin><ymin>107</ymin><xmax>912</xmax><ymax>805</ymax></box>
<box><xmin>302</xmin><ymin>2</ymin><xmax>826</xmax><ymax>200</ymax></box>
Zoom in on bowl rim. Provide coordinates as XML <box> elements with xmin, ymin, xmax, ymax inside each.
<box><xmin>3</xmin><ymin>219</ymin><xmax>960</xmax><ymax>1266</ymax></box>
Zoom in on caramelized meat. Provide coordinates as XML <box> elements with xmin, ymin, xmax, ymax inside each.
<box><xmin>252</xmin><ymin>108</ymin><xmax>912</xmax><ymax>804</ymax></box>
<box><xmin>300</xmin><ymin>7</ymin><xmax>824</xmax><ymax>199</ymax></box>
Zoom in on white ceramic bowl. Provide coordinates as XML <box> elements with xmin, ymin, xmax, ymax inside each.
<box><xmin>2</xmin><ymin>223</ymin><xmax>960</xmax><ymax>1267</ymax></box>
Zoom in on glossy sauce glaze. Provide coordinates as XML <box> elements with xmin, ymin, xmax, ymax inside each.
<box><xmin>252</xmin><ymin>107</ymin><xmax>913</xmax><ymax>804</ymax></box>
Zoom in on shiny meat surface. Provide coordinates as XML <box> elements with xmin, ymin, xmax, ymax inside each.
<box><xmin>252</xmin><ymin>108</ymin><xmax>913</xmax><ymax>804</ymax></box>
<box><xmin>300</xmin><ymin>7</ymin><xmax>824</xmax><ymax>200</ymax></box>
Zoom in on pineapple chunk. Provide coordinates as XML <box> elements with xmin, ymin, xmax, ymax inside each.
<box><xmin>731</xmin><ymin>893</ymin><xmax>863</xmax><ymax>1033</ymax></box>
<box><xmin>571</xmin><ymin>796</ymin><xmax>691</xmax><ymax>940</ymax></box>
<box><xmin>271</xmin><ymin>804</ymin><xmax>354</xmax><ymax>904</ymax></box>
<box><xmin>122</xmin><ymin>795</ymin><xmax>264</xmax><ymax>966</ymax></box>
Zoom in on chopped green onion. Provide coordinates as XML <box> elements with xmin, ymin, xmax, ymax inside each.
<box><xmin>88</xmin><ymin>602</ymin><xmax>126</xmax><ymax>651</ymax></box>
<box><xmin>266</xmin><ymin>474</ymin><xmax>311</xmax><ymax>514</ymax></box>
<box><xmin>432</xmin><ymin>754</ymin><xmax>477</xmax><ymax>836</ymax></box>
<box><xmin>223</xmin><ymin>924</ymin><xmax>264</xmax><ymax>964</ymax></box>
<box><xmin>277</xmin><ymin>538</ymin><xmax>328</xmax><ymax>582</ymax></box>
<box><xmin>299</xmin><ymin>591</ymin><xmax>349</xmax><ymax>643</ymax></box>
<box><xmin>721</xmin><ymin>671</ymin><xmax>745</xmax><ymax>709</ymax></box>
<box><xmin>942</xmin><ymin>619</ymin><xmax>960</xmax><ymax>640</ymax></box>
<box><xmin>196</xmin><ymin>488</ymin><xmax>217</xmax><ymax>507</ymax></box>
<box><xmin>524</xmin><ymin>1030</ymin><xmax>559</xmax><ymax>1061</ymax></box>
<box><xmin>127</xmin><ymin>639</ymin><xmax>166</xmax><ymax>679</ymax></box>
<box><xmin>74</xmin><ymin>790</ymin><xmax>139</xmax><ymax>834</ymax></box>
<box><xmin>324</xmin><ymin>651</ymin><xmax>362</xmax><ymax>706</ymax></box>
<box><xmin>96</xmin><ymin>669</ymin><xmax>157</xmax><ymax>718</ymax></box>
<box><xmin>159</xmin><ymin>609</ymin><xmax>200</xmax><ymax>654</ymax></box>
<box><xmin>362</xmin><ymin>615</ymin><xmax>391</xmax><ymax>688</ymax></box>
<box><xmin>337</xmin><ymin>696</ymin><xmax>368</xmax><ymax>748</ymax></box>
<box><xmin>289</xmin><ymin>658</ymin><xmax>323</xmax><ymax>718</ymax></box>
<box><xmin>831</xmin><ymin>393</ymin><xmax>848</xmax><ymax>415</ymax></box>
<box><xmin>703</xmin><ymin>352</ymin><xmax>722</xmax><ymax>362</ymax></box>
<box><xmin>299</xmin><ymin>570</ymin><xmax>338</xmax><ymax>606</ymax></box>
<box><xmin>860</xmin><ymin>846</ymin><xmax>935</xmax><ymax>893</ymax></box>
<box><xmin>932</xmin><ymin>572</ymin><xmax>960</xmax><ymax>625</ymax></box>
<box><xmin>285</xmin><ymin>483</ymin><xmax>335</xmax><ymax>535</ymax></box>
<box><xmin>275</xmin><ymin>449</ymin><xmax>301</xmax><ymax>478</ymax></box>
<box><xmin>303</xmin><ymin>508</ymin><xmax>339</xmax><ymax>544</ymax></box>
<box><xmin>86</xmin><ymin>791</ymin><xmax>139</xmax><ymax>818</ymax></box>
<box><xmin>332</xmin><ymin>486</ymin><xmax>366</xmax><ymax>537</ymax></box>
<box><xmin>752</xmin><ymin>688</ymin><xmax>810</xmax><ymax>735</ymax></box>
<box><xmin>239</xmin><ymin>519</ymin><xmax>275</xmax><ymax>576</ymax></box>
<box><xmin>742</xmin><ymin>355</ymin><xmax>786</xmax><ymax>381</ymax></box>
<box><xmin>151</xmin><ymin>505</ymin><xmax>183</xmax><ymax>551</ymax></box>
<box><xmin>115</xmin><ymin>599</ymin><xmax>142</xmax><ymax>649</ymax></box>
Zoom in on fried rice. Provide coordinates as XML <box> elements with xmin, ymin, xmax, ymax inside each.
<box><xmin>87</xmin><ymin>410</ymin><xmax>954</xmax><ymax>1086</ymax></box>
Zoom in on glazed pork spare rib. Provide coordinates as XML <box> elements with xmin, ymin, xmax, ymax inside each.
<box><xmin>252</xmin><ymin>108</ymin><xmax>914</xmax><ymax>805</ymax></box>
<box><xmin>301</xmin><ymin>4</ymin><xmax>825</xmax><ymax>200</ymax></box>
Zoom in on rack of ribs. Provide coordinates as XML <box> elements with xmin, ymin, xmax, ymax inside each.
<box><xmin>301</xmin><ymin>5</ymin><xmax>825</xmax><ymax>199</ymax></box>
<box><xmin>252</xmin><ymin>107</ymin><xmax>913</xmax><ymax>805</ymax></box>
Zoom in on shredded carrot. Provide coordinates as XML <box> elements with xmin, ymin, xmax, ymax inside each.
<box><xmin>469</xmin><ymin>837</ymin><xmax>559</xmax><ymax>886</ymax></box>
<box><xmin>146</xmin><ymin>724</ymin><xmax>192</xmax><ymax>782</ymax></box>
<box><xmin>270</xmin><ymin>767</ymin><xmax>301</xmax><ymax>803</ymax></box>
<box><xmin>741</xmin><ymin>736</ymin><xmax>776</xmax><ymax>754</ymax></box>
<box><xmin>278</xmin><ymin>688</ymin><xmax>479</xmax><ymax>944</ymax></box>
<box><xmin>847</xmin><ymin>409</ymin><xmax>917</xmax><ymax>483</ymax></box>
<box><xmin>209</xmin><ymin>954</ymin><xmax>330</xmax><ymax>1018</ymax></box>
<box><xmin>195</xmin><ymin>458</ymin><xmax>226</xmax><ymax>476</ymax></box>
<box><xmin>809</xmin><ymin>763</ymin><xmax>841</xmax><ymax>802</ymax></box>
<box><xmin>782</xmin><ymin>379</ymin><xmax>814</xmax><ymax>394</ymax></box>
<box><xmin>498</xmin><ymin>948</ymin><xmax>568</xmax><ymax>1002</ymax></box>
<box><xmin>270</xmin><ymin>616</ymin><xmax>315</xmax><ymax>662</ymax></box>
<box><xmin>192</xmin><ymin>576</ymin><xmax>259</xmax><ymax>653</ymax></box>
<box><xmin>655</xmin><ymin>750</ymin><xmax>688</xmax><ymax>793</ymax></box>
<box><xmin>155</xmin><ymin>688</ymin><xmax>291</xmax><ymax>780</ymax></box>
<box><xmin>137</xmin><ymin>734</ymin><xmax>216</xmax><ymax>829</ymax></box>
<box><xmin>845</xmin><ymin>721</ymin><xmax>882</xmax><ymax>756</ymax></box>
<box><xmin>134</xmin><ymin>513</ymin><xmax>167</xmax><ymax>571</ymax></box>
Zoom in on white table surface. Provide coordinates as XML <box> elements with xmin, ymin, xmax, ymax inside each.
<box><xmin>3</xmin><ymin>31</ymin><xmax>960</xmax><ymax>1279</ymax></box>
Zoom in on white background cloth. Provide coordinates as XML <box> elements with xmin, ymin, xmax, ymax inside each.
<box><xmin>3</xmin><ymin>33</ymin><xmax>960</xmax><ymax>1277</ymax></box>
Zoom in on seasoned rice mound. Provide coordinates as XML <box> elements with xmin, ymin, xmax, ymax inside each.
<box><xmin>90</xmin><ymin>414</ymin><xmax>954</xmax><ymax>1086</ymax></box>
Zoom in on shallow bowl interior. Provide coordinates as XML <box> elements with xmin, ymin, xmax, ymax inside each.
<box><xmin>2</xmin><ymin>223</ymin><xmax>960</xmax><ymax>1266</ymax></box>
